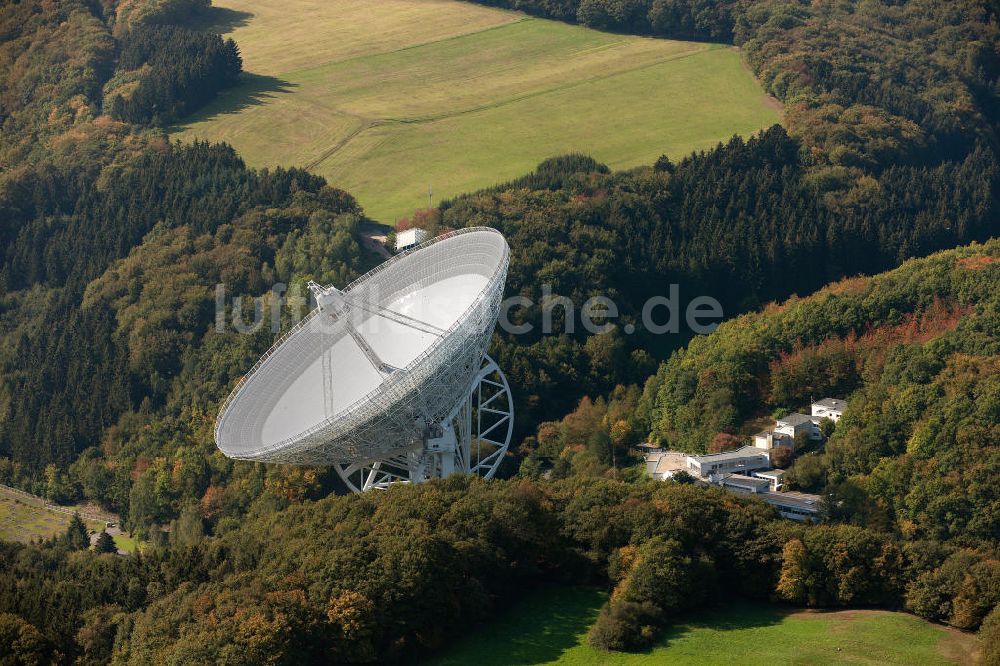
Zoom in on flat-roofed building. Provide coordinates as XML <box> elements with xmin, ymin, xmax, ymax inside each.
<box><xmin>811</xmin><ymin>397</ymin><xmax>847</xmax><ymax>422</ymax></box>
<box><xmin>753</xmin><ymin>468</ymin><xmax>785</xmax><ymax>491</ymax></box>
<box><xmin>650</xmin><ymin>453</ymin><xmax>816</xmax><ymax>521</ymax></box>
<box><xmin>761</xmin><ymin>490</ymin><xmax>821</xmax><ymax>521</ymax></box>
<box><xmin>686</xmin><ymin>446</ymin><xmax>770</xmax><ymax>478</ymax></box>
<box><xmin>720</xmin><ymin>474</ymin><xmax>771</xmax><ymax>494</ymax></box>
<box><xmin>645</xmin><ymin>451</ymin><xmax>689</xmax><ymax>480</ymax></box>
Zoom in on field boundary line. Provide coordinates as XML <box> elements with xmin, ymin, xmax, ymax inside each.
<box><xmin>0</xmin><ymin>483</ymin><xmax>113</xmax><ymax>524</ymax></box>
<box><xmin>286</xmin><ymin>16</ymin><xmax>533</xmax><ymax>75</ymax></box>
<box><xmin>386</xmin><ymin>43</ymin><xmax>714</xmax><ymax>124</ymax></box>
<box><xmin>303</xmin><ymin>118</ymin><xmax>378</xmax><ymax>170</ymax></box>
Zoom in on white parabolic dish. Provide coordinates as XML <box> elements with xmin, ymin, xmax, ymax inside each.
<box><xmin>214</xmin><ymin>227</ymin><xmax>510</xmax><ymax>466</ymax></box>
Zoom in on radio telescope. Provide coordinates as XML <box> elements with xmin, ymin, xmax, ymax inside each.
<box><xmin>214</xmin><ymin>227</ymin><xmax>514</xmax><ymax>492</ymax></box>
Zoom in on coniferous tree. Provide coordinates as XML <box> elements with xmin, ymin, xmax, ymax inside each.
<box><xmin>65</xmin><ymin>514</ymin><xmax>89</xmax><ymax>551</ymax></box>
<box><xmin>93</xmin><ymin>531</ymin><xmax>116</xmax><ymax>554</ymax></box>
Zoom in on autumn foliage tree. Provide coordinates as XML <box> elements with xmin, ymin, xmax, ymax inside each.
<box><xmin>709</xmin><ymin>432</ymin><xmax>742</xmax><ymax>453</ymax></box>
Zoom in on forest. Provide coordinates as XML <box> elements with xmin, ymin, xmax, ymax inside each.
<box><xmin>2</xmin><ymin>471</ymin><xmax>998</xmax><ymax>663</ymax></box>
<box><xmin>436</xmin><ymin>131</ymin><xmax>997</xmax><ymax>430</ymax></box>
<box><xmin>108</xmin><ymin>24</ymin><xmax>242</xmax><ymax>124</ymax></box>
<box><xmin>0</xmin><ymin>0</ymin><xmax>998</xmax><ymax>662</ymax></box>
<box><xmin>523</xmin><ymin>240</ymin><xmax>1000</xmax><ymax>541</ymax></box>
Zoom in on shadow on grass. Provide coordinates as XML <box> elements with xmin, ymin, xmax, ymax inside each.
<box><xmin>184</xmin><ymin>6</ymin><xmax>254</xmax><ymax>33</ymax></box>
<box><xmin>424</xmin><ymin>593</ymin><xmax>800</xmax><ymax>664</ymax></box>
<box><xmin>654</xmin><ymin>601</ymin><xmax>790</xmax><ymax>651</ymax></box>
<box><xmin>424</xmin><ymin>587</ymin><xmax>606</xmax><ymax>665</ymax></box>
<box><xmin>172</xmin><ymin>74</ymin><xmax>297</xmax><ymax>129</ymax></box>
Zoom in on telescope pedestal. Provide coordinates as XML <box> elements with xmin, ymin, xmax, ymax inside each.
<box><xmin>334</xmin><ymin>355</ymin><xmax>513</xmax><ymax>493</ymax></box>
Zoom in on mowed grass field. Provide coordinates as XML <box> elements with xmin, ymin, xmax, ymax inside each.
<box><xmin>174</xmin><ymin>0</ymin><xmax>782</xmax><ymax>222</ymax></box>
<box><xmin>0</xmin><ymin>492</ymin><xmax>136</xmax><ymax>552</ymax></box>
<box><xmin>426</xmin><ymin>588</ymin><xmax>979</xmax><ymax>666</ymax></box>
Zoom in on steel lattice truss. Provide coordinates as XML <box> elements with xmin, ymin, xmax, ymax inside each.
<box><xmin>334</xmin><ymin>355</ymin><xmax>514</xmax><ymax>492</ymax></box>
<box><xmin>214</xmin><ymin>228</ymin><xmax>510</xmax><ymax>468</ymax></box>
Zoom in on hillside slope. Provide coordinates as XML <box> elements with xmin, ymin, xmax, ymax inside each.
<box><xmin>636</xmin><ymin>239</ymin><xmax>1000</xmax><ymax>545</ymax></box>
<box><xmin>171</xmin><ymin>0</ymin><xmax>780</xmax><ymax>221</ymax></box>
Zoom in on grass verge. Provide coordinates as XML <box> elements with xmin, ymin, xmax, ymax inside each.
<box><xmin>426</xmin><ymin>587</ymin><xmax>979</xmax><ymax>665</ymax></box>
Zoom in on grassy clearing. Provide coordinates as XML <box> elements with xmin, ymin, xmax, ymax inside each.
<box><xmin>0</xmin><ymin>494</ymin><xmax>103</xmax><ymax>543</ymax></box>
<box><xmin>174</xmin><ymin>0</ymin><xmax>781</xmax><ymax>222</ymax></box>
<box><xmin>0</xmin><ymin>492</ymin><xmax>138</xmax><ymax>553</ymax></box>
<box><xmin>426</xmin><ymin>587</ymin><xmax>979</xmax><ymax>666</ymax></box>
<box><xmin>185</xmin><ymin>0</ymin><xmax>519</xmax><ymax>76</ymax></box>
<box><xmin>110</xmin><ymin>532</ymin><xmax>141</xmax><ymax>553</ymax></box>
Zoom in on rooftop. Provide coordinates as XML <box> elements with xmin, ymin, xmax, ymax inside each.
<box><xmin>645</xmin><ymin>451</ymin><xmax>688</xmax><ymax>476</ymax></box>
<box><xmin>721</xmin><ymin>475</ymin><xmax>770</xmax><ymax>490</ymax></box>
<box><xmin>813</xmin><ymin>397</ymin><xmax>847</xmax><ymax>410</ymax></box>
<box><xmin>762</xmin><ymin>490</ymin><xmax>821</xmax><ymax>512</ymax></box>
<box><xmin>755</xmin><ymin>430</ymin><xmax>791</xmax><ymax>440</ymax></box>
<box><xmin>754</xmin><ymin>469</ymin><xmax>785</xmax><ymax>478</ymax></box>
<box><xmin>689</xmin><ymin>446</ymin><xmax>768</xmax><ymax>464</ymax></box>
<box><xmin>776</xmin><ymin>413</ymin><xmax>815</xmax><ymax>427</ymax></box>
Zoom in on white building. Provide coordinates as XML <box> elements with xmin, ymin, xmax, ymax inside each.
<box><xmin>811</xmin><ymin>397</ymin><xmax>847</xmax><ymax>422</ymax></box>
<box><xmin>761</xmin><ymin>490</ymin><xmax>820</xmax><ymax>521</ymax></box>
<box><xmin>686</xmin><ymin>446</ymin><xmax>770</xmax><ymax>478</ymax></box>
<box><xmin>775</xmin><ymin>413</ymin><xmax>822</xmax><ymax>442</ymax></box>
<box><xmin>395</xmin><ymin>228</ymin><xmax>428</xmax><ymax>253</ymax></box>
<box><xmin>720</xmin><ymin>474</ymin><xmax>771</xmax><ymax>494</ymax></box>
<box><xmin>753</xmin><ymin>468</ymin><xmax>785</xmax><ymax>491</ymax></box>
<box><xmin>753</xmin><ymin>430</ymin><xmax>793</xmax><ymax>451</ymax></box>
<box><xmin>652</xmin><ymin>452</ymin><xmax>815</xmax><ymax>521</ymax></box>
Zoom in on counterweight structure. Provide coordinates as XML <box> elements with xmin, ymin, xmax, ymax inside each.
<box><xmin>214</xmin><ymin>228</ymin><xmax>513</xmax><ymax>491</ymax></box>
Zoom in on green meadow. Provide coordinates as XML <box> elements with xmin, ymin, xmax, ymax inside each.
<box><xmin>426</xmin><ymin>587</ymin><xmax>979</xmax><ymax>665</ymax></box>
<box><xmin>174</xmin><ymin>0</ymin><xmax>781</xmax><ymax>222</ymax></box>
<box><xmin>0</xmin><ymin>493</ymin><xmax>137</xmax><ymax>552</ymax></box>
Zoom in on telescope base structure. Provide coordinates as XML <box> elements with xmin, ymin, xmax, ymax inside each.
<box><xmin>334</xmin><ymin>355</ymin><xmax>513</xmax><ymax>493</ymax></box>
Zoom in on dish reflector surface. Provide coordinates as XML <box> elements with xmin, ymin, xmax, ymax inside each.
<box><xmin>215</xmin><ymin>228</ymin><xmax>509</xmax><ymax>465</ymax></box>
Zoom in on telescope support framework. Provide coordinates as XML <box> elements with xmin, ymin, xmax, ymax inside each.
<box><xmin>334</xmin><ymin>355</ymin><xmax>513</xmax><ymax>493</ymax></box>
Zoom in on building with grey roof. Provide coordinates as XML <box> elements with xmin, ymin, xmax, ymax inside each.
<box><xmin>760</xmin><ymin>490</ymin><xmax>821</xmax><ymax>521</ymax></box>
<box><xmin>753</xmin><ymin>430</ymin><xmax>792</xmax><ymax>451</ymax></box>
<box><xmin>811</xmin><ymin>397</ymin><xmax>847</xmax><ymax>422</ymax></box>
<box><xmin>753</xmin><ymin>468</ymin><xmax>785</xmax><ymax>491</ymax></box>
<box><xmin>720</xmin><ymin>474</ymin><xmax>771</xmax><ymax>494</ymax></box>
<box><xmin>686</xmin><ymin>446</ymin><xmax>770</xmax><ymax>478</ymax></box>
<box><xmin>775</xmin><ymin>413</ymin><xmax>822</xmax><ymax>441</ymax></box>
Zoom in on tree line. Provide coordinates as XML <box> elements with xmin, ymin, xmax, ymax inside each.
<box><xmin>109</xmin><ymin>24</ymin><xmax>242</xmax><ymax>125</ymax></box>
<box><xmin>1</xmin><ymin>476</ymin><xmax>996</xmax><ymax>663</ymax></box>
<box><xmin>472</xmin><ymin>0</ymin><xmax>736</xmax><ymax>41</ymax></box>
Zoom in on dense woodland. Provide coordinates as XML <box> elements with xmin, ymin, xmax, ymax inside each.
<box><xmin>436</xmin><ymin>0</ymin><xmax>1000</xmax><ymax>430</ymax></box>
<box><xmin>0</xmin><ymin>0</ymin><xmax>999</xmax><ymax>662</ymax></box>
<box><xmin>472</xmin><ymin>0</ymin><xmax>738</xmax><ymax>40</ymax></box>
<box><xmin>2</xmin><ymin>474</ymin><xmax>998</xmax><ymax>663</ymax></box>
<box><xmin>108</xmin><ymin>24</ymin><xmax>242</xmax><ymax>124</ymax></box>
<box><xmin>436</xmin><ymin>132</ymin><xmax>997</xmax><ymax>430</ymax></box>
<box><xmin>609</xmin><ymin>241</ymin><xmax>998</xmax><ymax>547</ymax></box>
